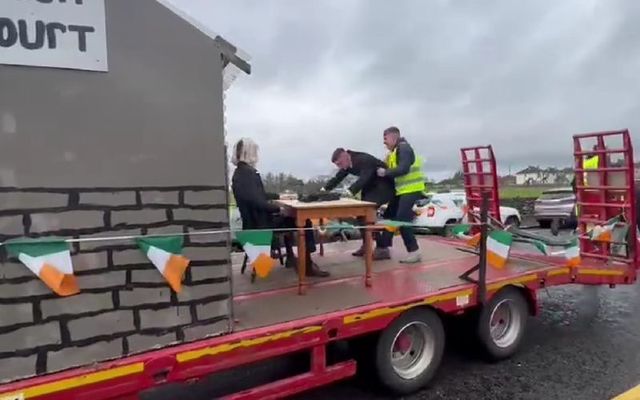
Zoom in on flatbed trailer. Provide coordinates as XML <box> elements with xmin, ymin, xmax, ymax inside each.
<box><xmin>1</xmin><ymin>130</ymin><xmax>637</xmax><ymax>400</ymax></box>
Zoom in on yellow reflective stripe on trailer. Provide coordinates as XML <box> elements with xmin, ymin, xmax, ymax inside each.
<box><xmin>486</xmin><ymin>274</ymin><xmax>538</xmax><ymax>292</ymax></box>
<box><xmin>343</xmin><ymin>289</ymin><xmax>474</xmax><ymax>325</ymax></box>
<box><xmin>547</xmin><ymin>268</ymin><xmax>570</xmax><ymax>277</ymax></box>
<box><xmin>0</xmin><ymin>363</ymin><xmax>144</xmax><ymax>399</ymax></box>
<box><xmin>578</xmin><ymin>269</ymin><xmax>625</xmax><ymax>276</ymax></box>
<box><xmin>176</xmin><ymin>325</ymin><xmax>323</xmax><ymax>364</ymax></box>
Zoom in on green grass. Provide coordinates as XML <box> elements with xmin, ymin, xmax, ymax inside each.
<box><xmin>499</xmin><ymin>186</ymin><xmax>547</xmax><ymax>199</ymax></box>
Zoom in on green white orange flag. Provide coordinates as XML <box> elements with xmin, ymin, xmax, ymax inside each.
<box><xmin>235</xmin><ymin>230</ymin><xmax>276</xmax><ymax>279</ymax></box>
<box><xmin>486</xmin><ymin>231</ymin><xmax>513</xmax><ymax>269</ymax></box>
<box><xmin>589</xmin><ymin>216</ymin><xmax>620</xmax><ymax>243</ymax></box>
<box><xmin>451</xmin><ymin>224</ymin><xmax>481</xmax><ymax>247</ymax></box>
<box><xmin>137</xmin><ymin>236</ymin><xmax>190</xmax><ymax>292</ymax></box>
<box><xmin>533</xmin><ymin>240</ymin><xmax>549</xmax><ymax>256</ymax></box>
<box><xmin>564</xmin><ymin>238</ymin><xmax>580</xmax><ymax>267</ymax></box>
<box><xmin>6</xmin><ymin>239</ymin><xmax>79</xmax><ymax>296</ymax></box>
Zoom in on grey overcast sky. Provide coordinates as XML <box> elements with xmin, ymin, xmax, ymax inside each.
<box><xmin>167</xmin><ymin>0</ymin><xmax>639</xmax><ymax>181</ymax></box>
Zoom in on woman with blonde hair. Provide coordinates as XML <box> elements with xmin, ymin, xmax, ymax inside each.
<box><xmin>230</xmin><ymin>138</ymin><xmax>329</xmax><ymax>277</ymax></box>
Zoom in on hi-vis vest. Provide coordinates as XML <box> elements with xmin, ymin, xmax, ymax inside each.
<box><xmin>583</xmin><ymin>155</ymin><xmax>599</xmax><ymax>187</ymax></box>
<box><xmin>388</xmin><ymin>148</ymin><xmax>426</xmax><ymax>195</ymax></box>
<box><xmin>576</xmin><ymin>155</ymin><xmax>600</xmax><ymax>217</ymax></box>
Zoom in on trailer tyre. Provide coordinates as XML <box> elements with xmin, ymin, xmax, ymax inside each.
<box><xmin>375</xmin><ymin>308</ymin><xmax>445</xmax><ymax>395</ymax></box>
<box><xmin>477</xmin><ymin>287</ymin><xmax>528</xmax><ymax>361</ymax></box>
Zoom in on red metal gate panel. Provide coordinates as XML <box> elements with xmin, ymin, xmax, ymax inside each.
<box><xmin>573</xmin><ymin>130</ymin><xmax>638</xmax><ymax>266</ymax></box>
<box><xmin>460</xmin><ymin>145</ymin><xmax>501</xmax><ymax>231</ymax></box>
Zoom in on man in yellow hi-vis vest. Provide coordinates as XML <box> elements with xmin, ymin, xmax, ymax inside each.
<box><xmin>375</xmin><ymin>126</ymin><xmax>426</xmax><ymax>263</ymax></box>
<box><xmin>575</xmin><ymin>150</ymin><xmax>600</xmax><ymax>218</ymax></box>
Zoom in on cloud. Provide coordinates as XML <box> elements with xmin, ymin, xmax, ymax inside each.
<box><xmin>167</xmin><ymin>0</ymin><xmax>640</xmax><ymax>180</ymax></box>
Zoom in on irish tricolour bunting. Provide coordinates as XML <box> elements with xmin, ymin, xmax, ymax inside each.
<box><xmin>451</xmin><ymin>224</ymin><xmax>481</xmax><ymax>247</ymax></box>
<box><xmin>589</xmin><ymin>216</ymin><xmax>620</xmax><ymax>243</ymax></box>
<box><xmin>564</xmin><ymin>238</ymin><xmax>581</xmax><ymax>267</ymax></box>
<box><xmin>6</xmin><ymin>239</ymin><xmax>79</xmax><ymax>296</ymax></box>
<box><xmin>236</xmin><ymin>230</ymin><xmax>276</xmax><ymax>278</ymax></box>
<box><xmin>486</xmin><ymin>231</ymin><xmax>513</xmax><ymax>269</ymax></box>
<box><xmin>137</xmin><ymin>236</ymin><xmax>190</xmax><ymax>292</ymax></box>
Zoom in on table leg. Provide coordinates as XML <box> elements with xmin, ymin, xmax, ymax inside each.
<box><xmin>364</xmin><ymin>225</ymin><xmax>373</xmax><ymax>287</ymax></box>
<box><xmin>297</xmin><ymin>225</ymin><xmax>307</xmax><ymax>295</ymax></box>
<box><xmin>319</xmin><ymin>218</ymin><xmax>325</xmax><ymax>256</ymax></box>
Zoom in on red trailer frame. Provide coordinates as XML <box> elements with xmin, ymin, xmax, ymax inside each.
<box><xmin>1</xmin><ymin>132</ymin><xmax>637</xmax><ymax>400</ymax></box>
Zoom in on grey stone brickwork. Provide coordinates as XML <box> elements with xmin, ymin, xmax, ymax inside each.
<box><xmin>0</xmin><ymin>186</ymin><xmax>232</xmax><ymax>382</ymax></box>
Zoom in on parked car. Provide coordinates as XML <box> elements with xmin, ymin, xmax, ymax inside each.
<box><xmin>412</xmin><ymin>191</ymin><xmax>521</xmax><ymax>235</ymax></box>
<box><xmin>533</xmin><ymin>188</ymin><xmax>576</xmax><ymax>229</ymax></box>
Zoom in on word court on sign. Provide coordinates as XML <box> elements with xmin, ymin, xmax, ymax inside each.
<box><xmin>0</xmin><ymin>19</ymin><xmax>95</xmax><ymax>52</ymax></box>
<box><xmin>0</xmin><ymin>0</ymin><xmax>108</xmax><ymax>71</ymax></box>
<box><xmin>1</xmin><ymin>1</ymin><xmax>92</xmax><ymax>52</ymax></box>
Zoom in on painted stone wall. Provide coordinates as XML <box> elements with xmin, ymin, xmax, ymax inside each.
<box><xmin>0</xmin><ymin>0</ymin><xmax>235</xmax><ymax>383</ymax></box>
<box><xmin>0</xmin><ymin>186</ymin><xmax>231</xmax><ymax>382</ymax></box>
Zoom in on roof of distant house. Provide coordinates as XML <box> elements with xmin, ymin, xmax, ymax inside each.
<box><xmin>516</xmin><ymin>166</ymin><xmax>542</xmax><ymax>174</ymax></box>
<box><xmin>516</xmin><ymin>166</ymin><xmax>575</xmax><ymax>175</ymax></box>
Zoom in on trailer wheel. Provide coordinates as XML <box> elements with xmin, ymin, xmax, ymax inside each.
<box><xmin>477</xmin><ymin>287</ymin><xmax>528</xmax><ymax>361</ymax></box>
<box><xmin>375</xmin><ymin>308</ymin><xmax>445</xmax><ymax>395</ymax></box>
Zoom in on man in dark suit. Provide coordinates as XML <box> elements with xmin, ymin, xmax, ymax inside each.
<box><xmin>231</xmin><ymin>138</ymin><xmax>329</xmax><ymax>277</ymax></box>
<box><xmin>322</xmin><ymin>148</ymin><xmax>395</xmax><ymax>256</ymax></box>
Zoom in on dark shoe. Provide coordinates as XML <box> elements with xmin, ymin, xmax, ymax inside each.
<box><xmin>285</xmin><ymin>255</ymin><xmax>297</xmax><ymax>269</ymax></box>
<box><xmin>351</xmin><ymin>247</ymin><xmax>365</xmax><ymax>257</ymax></box>
<box><xmin>306</xmin><ymin>258</ymin><xmax>330</xmax><ymax>277</ymax></box>
<box><xmin>373</xmin><ymin>248</ymin><xmax>391</xmax><ymax>260</ymax></box>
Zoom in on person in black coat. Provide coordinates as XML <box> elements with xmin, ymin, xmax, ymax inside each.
<box><xmin>231</xmin><ymin>138</ymin><xmax>329</xmax><ymax>277</ymax></box>
<box><xmin>322</xmin><ymin>148</ymin><xmax>395</xmax><ymax>256</ymax></box>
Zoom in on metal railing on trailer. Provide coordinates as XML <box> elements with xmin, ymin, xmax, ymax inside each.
<box><xmin>460</xmin><ymin>145</ymin><xmax>502</xmax><ymax>233</ymax></box>
<box><xmin>573</xmin><ymin>129</ymin><xmax>638</xmax><ymax>275</ymax></box>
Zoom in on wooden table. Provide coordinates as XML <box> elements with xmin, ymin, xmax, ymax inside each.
<box><xmin>275</xmin><ymin>198</ymin><xmax>378</xmax><ymax>294</ymax></box>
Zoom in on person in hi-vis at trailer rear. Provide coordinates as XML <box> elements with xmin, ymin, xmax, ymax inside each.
<box><xmin>375</xmin><ymin>126</ymin><xmax>426</xmax><ymax>264</ymax></box>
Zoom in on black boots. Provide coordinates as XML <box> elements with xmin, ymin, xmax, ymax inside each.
<box><xmin>284</xmin><ymin>254</ymin><xmax>330</xmax><ymax>277</ymax></box>
<box><xmin>351</xmin><ymin>246</ymin><xmax>365</xmax><ymax>257</ymax></box>
<box><xmin>306</xmin><ymin>254</ymin><xmax>330</xmax><ymax>277</ymax></box>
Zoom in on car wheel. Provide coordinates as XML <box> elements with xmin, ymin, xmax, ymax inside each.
<box><xmin>550</xmin><ymin>218</ymin><xmax>560</xmax><ymax>236</ymax></box>
<box><xmin>443</xmin><ymin>220</ymin><xmax>458</xmax><ymax>237</ymax></box>
<box><xmin>504</xmin><ymin>216</ymin><xmax>520</xmax><ymax>228</ymax></box>
<box><xmin>538</xmin><ymin>220</ymin><xmax>551</xmax><ymax>229</ymax></box>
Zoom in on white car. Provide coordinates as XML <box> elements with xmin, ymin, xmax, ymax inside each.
<box><xmin>412</xmin><ymin>191</ymin><xmax>521</xmax><ymax>235</ymax></box>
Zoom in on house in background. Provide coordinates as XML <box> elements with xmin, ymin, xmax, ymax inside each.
<box><xmin>515</xmin><ymin>167</ymin><xmax>573</xmax><ymax>186</ymax></box>
<box><xmin>499</xmin><ymin>175</ymin><xmax>517</xmax><ymax>186</ymax></box>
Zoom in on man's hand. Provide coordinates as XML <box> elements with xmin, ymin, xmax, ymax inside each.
<box><xmin>377</xmin><ymin>168</ymin><xmax>387</xmax><ymax>177</ymax></box>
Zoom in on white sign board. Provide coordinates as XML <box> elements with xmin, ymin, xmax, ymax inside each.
<box><xmin>0</xmin><ymin>0</ymin><xmax>108</xmax><ymax>72</ymax></box>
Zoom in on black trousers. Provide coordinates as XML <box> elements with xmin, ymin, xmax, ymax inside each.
<box><xmin>356</xmin><ymin>193</ymin><xmax>392</xmax><ymax>248</ymax></box>
<box><xmin>378</xmin><ymin>192</ymin><xmax>421</xmax><ymax>252</ymax></box>
<box><xmin>272</xmin><ymin>215</ymin><xmax>317</xmax><ymax>256</ymax></box>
